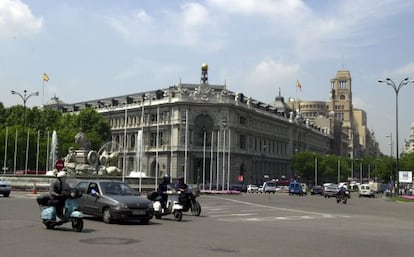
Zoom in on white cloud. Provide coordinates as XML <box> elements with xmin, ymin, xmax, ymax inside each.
<box><xmin>106</xmin><ymin>9</ymin><xmax>155</xmax><ymax>43</ymax></box>
<box><xmin>243</xmin><ymin>60</ymin><xmax>300</xmax><ymax>96</ymax></box>
<box><xmin>0</xmin><ymin>0</ymin><xmax>43</xmax><ymax>38</ymax></box>
<box><xmin>395</xmin><ymin>63</ymin><xmax>414</xmax><ymax>77</ymax></box>
<box><xmin>181</xmin><ymin>2</ymin><xmax>209</xmax><ymax>27</ymax></box>
<box><xmin>254</xmin><ymin>60</ymin><xmax>300</xmax><ymax>79</ymax></box>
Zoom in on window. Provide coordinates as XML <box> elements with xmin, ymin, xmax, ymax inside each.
<box><xmin>150</xmin><ymin>132</ymin><xmax>164</xmax><ymax>147</ymax></box>
<box><xmin>240</xmin><ymin>135</ymin><xmax>246</xmax><ymax>149</ymax></box>
<box><xmin>151</xmin><ymin>113</ymin><xmax>157</xmax><ymax>124</ymax></box>
<box><xmin>240</xmin><ymin>116</ymin><xmax>247</xmax><ymax>125</ymax></box>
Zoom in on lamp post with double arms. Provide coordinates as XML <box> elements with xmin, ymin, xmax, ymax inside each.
<box><xmin>11</xmin><ymin>90</ymin><xmax>40</xmax><ymax>129</ymax></box>
<box><xmin>11</xmin><ymin>90</ymin><xmax>39</xmax><ymax>171</ymax></box>
<box><xmin>378</xmin><ymin>78</ymin><xmax>414</xmax><ymax>194</ymax></box>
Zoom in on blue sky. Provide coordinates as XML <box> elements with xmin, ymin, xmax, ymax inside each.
<box><xmin>1</xmin><ymin>0</ymin><xmax>414</xmax><ymax>155</ymax></box>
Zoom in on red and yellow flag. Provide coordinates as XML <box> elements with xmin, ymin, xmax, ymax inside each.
<box><xmin>296</xmin><ymin>80</ymin><xmax>302</xmax><ymax>91</ymax></box>
<box><xmin>43</xmin><ymin>73</ymin><xmax>49</xmax><ymax>82</ymax></box>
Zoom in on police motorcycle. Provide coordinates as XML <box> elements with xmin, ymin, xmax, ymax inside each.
<box><xmin>336</xmin><ymin>187</ymin><xmax>348</xmax><ymax>204</ymax></box>
<box><xmin>147</xmin><ymin>187</ymin><xmax>184</xmax><ymax>221</ymax></box>
<box><xmin>36</xmin><ymin>188</ymin><xmax>84</xmax><ymax>232</ymax></box>
<box><xmin>178</xmin><ymin>187</ymin><xmax>201</xmax><ymax>216</ymax></box>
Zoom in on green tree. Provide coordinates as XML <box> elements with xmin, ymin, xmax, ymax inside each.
<box><xmin>0</xmin><ymin>104</ymin><xmax>110</xmax><ymax>172</ymax></box>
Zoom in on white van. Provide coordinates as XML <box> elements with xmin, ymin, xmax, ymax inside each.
<box><xmin>359</xmin><ymin>184</ymin><xmax>375</xmax><ymax>198</ymax></box>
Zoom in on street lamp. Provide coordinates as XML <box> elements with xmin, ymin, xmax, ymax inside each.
<box><xmin>378</xmin><ymin>77</ymin><xmax>414</xmax><ymax>194</ymax></box>
<box><xmin>11</xmin><ymin>90</ymin><xmax>39</xmax><ymax>171</ymax></box>
<box><xmin>11</xmin><ymin>90</ymin><xmax>40</xmax><ymax>129</ymax></box>
<box><xmin>386</xmin><ymin>133</ymin><xmax>393</xmax><ymax>183</ymax></box>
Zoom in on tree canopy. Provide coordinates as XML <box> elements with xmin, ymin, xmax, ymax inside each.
<box><xmin>0</xmin><ymin>106</ymin><xmax>111</xmax><ymax>172</ymax></box>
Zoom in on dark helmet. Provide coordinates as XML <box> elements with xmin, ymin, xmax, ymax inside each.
<box><xmin>163</xmin><ymin>174</ymin><xmax>170</xmax><ymax>182</ymax></box>
<box><xmin>178</xmin><ymin>176</ymin><xmax>184</xmax><ymax>181</ymax></box>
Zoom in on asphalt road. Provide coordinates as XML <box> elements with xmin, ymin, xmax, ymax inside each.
<box><xmin>1</xmin><ymin>191</ymin><xmax>413</xmax><ymax>257</ymax></box>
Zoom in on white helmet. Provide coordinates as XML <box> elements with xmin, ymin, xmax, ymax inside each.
<box><xmin>57</xmin><ymin>171</ymin><xmax>67</xmax><ymax>178</ymax></box>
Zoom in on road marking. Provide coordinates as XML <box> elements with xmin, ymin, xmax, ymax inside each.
<box><xmin>203</xmin><ymin>195</ymin><xmax>351</xmax><ymax>222</ymax></box>
<box><xmin>205</xmin><ymin>195</ymin><xmax>333</xmax><ymax>217</ymax></box>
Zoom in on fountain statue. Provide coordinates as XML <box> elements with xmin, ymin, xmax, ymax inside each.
<box><xmin>63</xmin><ymin>130</ymin><xmax>120</xmax><ymax>175</ymax></box>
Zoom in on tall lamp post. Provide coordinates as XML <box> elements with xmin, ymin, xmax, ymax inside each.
<box><xmin>11</xmin><ymin>90</ymin><xmax>40</xmax><ymax>129</ymax></box>
<box><xmin>378</xmin><ymin>77</ymin><xmax>413</xmax><ymax>194</ymax></box>
<box><xmin>386</xmin><ymin>133</ymin><xmax>393</xmax><ymax>182</ymax></box>
<box><xmin>11</xmin><ymin>90</ymin><xmax>39</xmax><ymax>171</ymax></box>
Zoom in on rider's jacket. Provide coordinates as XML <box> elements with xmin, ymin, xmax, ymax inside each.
<box><xmin>175</xmin><ymin>182</ymin><xmax>188</xmax><ymax>191</ymax></box>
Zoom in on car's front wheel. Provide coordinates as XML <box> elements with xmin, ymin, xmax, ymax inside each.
<box><xmin>103</xmin><ymin>207</ymin><xmax>113</xmax><ymax>224</ymax></box>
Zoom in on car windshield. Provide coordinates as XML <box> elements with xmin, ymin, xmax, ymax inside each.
<box><xmin>266</xmin><ymin>182</ymin><xmax>276</xmax><ymax>187</ymax></box>
<box><xmin>101</xmin><ymin>182</ymin><xmax>138</xmax><ymax>196</ymax></box>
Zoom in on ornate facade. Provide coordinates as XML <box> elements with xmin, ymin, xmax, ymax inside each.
<box><xmin>50</xmin><ymin>66</ymin><xmax>333</xmax><ymax>185</ymax></box>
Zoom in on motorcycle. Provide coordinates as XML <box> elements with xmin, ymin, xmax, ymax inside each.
<box><xmin>148</xmin><ymin>190</ymin><xmax>184</xmax><ymax>221</ymax></box>
<box><xmin>336</xmin><ymin>191</ymin><xmax>348</xmax><ymax>204</ymax></box>
<box><xmin>178</xmin><ymin>190</ymin><xmax>201</xmax><ymax>216</ymax></box>
<box><xmin>36</xmin><ymin>188</ymin><xmax>84</xmax><ymax>232</ymax></box>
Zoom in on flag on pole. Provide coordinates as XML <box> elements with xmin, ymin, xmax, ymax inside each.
<box><xmin>296</xmin><ymin>80</ymin><xmax>302</xmax><ymax>91</ymax></box>
<box><xmin>43</xmin><ymin>73</ymin><xmax>49</xmax><ymax>82</ymax></box>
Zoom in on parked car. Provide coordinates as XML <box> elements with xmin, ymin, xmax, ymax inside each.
<box><xmin>359</xmin><ymin>184</ymin><xmax>375</xmax><ymax>198</ymax></box>
<box><xmin>0</xmin><ymin>177</ymin><xmax>11</xmax><ymax>197</ymax></box>
<box><xmin>74</xmin><ymin>180</ymin><xmax>154</xmax><ymax>224</ymax></box>
<box><xmin>311</xmin><ymin>185</ymin><xmax>324</xmax><ymax>195</ymax></box>
<box><xmin>258</xmin><ymin>185</ymin><xmax>264</xmax><ymax>193</ymax></box>
<box><xmin>289</xmin><ymin>181</ymin><xmax>304</xmax><ymax>196</ymax></box>
<box><xmin>247</xmin><ymin>184</ymin><xmax>259</xmax><ymax>193</ymax></box>
<box><xmin>262</xmin><ymin>181</ymin><xmax>277</xmax><ymax>194</ymax></box>
<box><xmin>229</xmin><ymin>184</ymin><xmax>247</xmax><ymax>192</ymax></box>
<box><xmin>323</xmin><ymin>184</ymin><xmax>338</xmax><ymax>198</ymax></box>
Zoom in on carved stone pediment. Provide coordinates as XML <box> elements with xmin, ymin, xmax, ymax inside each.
<box><xmin>196</xmin><ymin>83</ymin><xmax>212</xmax><ymax>101</ymax></box>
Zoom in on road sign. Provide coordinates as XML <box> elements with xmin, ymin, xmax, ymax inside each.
<box><xmin>55</xmin><ymin>159</ymin><xmax>65</xmax><ymax>171</ymax></box>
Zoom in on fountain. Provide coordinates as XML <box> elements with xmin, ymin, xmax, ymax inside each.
<box><xmin>46</xmin><ymin>130</ymin><xmax>59</xmax><ymax>176</ymax></box>
<box><xmin>63</xmin><ymin>130</ymin><xmax>120</xmax><ymax>175</ymax></box>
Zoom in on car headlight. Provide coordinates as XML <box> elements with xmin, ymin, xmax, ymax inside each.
<box><xmin>114</xmin><ymin>202</ymin><xmax>128</xmax><ymax>210</ymax></box>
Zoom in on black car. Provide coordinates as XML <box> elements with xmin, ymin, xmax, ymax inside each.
<box><xmin>74</xmin><ymin>180</ymin><xmax>154</xmax><ymax>224</ymax></box>
<box><xmin>310</xmin><ymin>185</ymin><xmax>323</xmax><ymax>195</ymax></box>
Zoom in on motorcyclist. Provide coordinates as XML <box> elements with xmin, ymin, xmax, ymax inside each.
<box><xmin>157</xmin><ymin>174</ymin><xmax>171</xmax><ymax>211</ymax></box>
<box><xmin>337</xmin><ymin>184</ymin><xmax>347</xmax><ymax>197</ymax></box>
<box><xmin>49</xmin><ymin>170</ymin><xmax>70</xmax><ymax>218</ymax></box>
<box><xmin>175</xmin><ymin>176</ymin><xmax>189</xmax><ymax>192</ymax></box>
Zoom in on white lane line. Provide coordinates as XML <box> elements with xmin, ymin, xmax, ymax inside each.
<box><xmin>204</xmin><ymin>195</ymin><xmax>336</xmax><ymax>218</ymax></box>
<box><xmin>210</xmin><ymin>213</ymin><xmax>255</xmax><ymax>218</ymax></box>
<box><xmin>217</xmin><ymin>214</ymin><xmax>351</xmax><ymax>222</ymax></box>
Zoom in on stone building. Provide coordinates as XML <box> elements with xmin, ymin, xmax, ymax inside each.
<box><xmin>50</xmin><ymin>65</ymin><xmax>334</xmax><ymax>185</ymax></box>
<box><xmin>289</xmin><ymin>70</ymin><xmax>380</xmax><ymax>159</ymax></box>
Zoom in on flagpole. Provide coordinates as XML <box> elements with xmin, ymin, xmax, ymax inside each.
<box><xmin>155</xmin><ymin>105</ymin><xmax>159</xmax><ymax>189</ymax></box>
<box><xmin>25</xmin><ymin>128</ymin><xmax>30</xmax><ymax>172</ymax></box>
<box><xmin>3</xmin><ymin>127</ymin><xmax>8</xmax><ymax>174</ymax></box>
<box><xmin>209</xmin><ymin>131</ymin><xmax>214</xmax><ymax>191</ymax></box>
<box><xmin>222</xmin><ymin>129</ymin><xmax>226</xmax><ymax>191</ymax></box>
<box><xmin>140</xmin><ymin>103</ymin><xmax>144</xmax><ymax>192</ymax></box>
<box><xmin>216</xmin><ymin>130</ymin><xmax>220</xmax><ymax>191</ymax></box>
<box><xmin>46</xmin><ymin>130</ymin><xmax>50</xmax><ymax>171</ymax></box>
<box><xmin>227</xmin><ymin>128</ymin><xmax>231</xmax><ymax>190</ymax></box>
<box><xmin>202</xmin><ymin>129</ymin><xmax>206</xmax><ymax>190</ymax></box>
<box><xmin>13</xmin><ymin>129</ymin><xmax>18</xmax><ymax>175</ymax></box>
<box><xmin>36</xmin><ymin>130</ymin><xmax>40</xmax><ymax>175</ymax></box>
<box><xmin>42</xmin><ymin>80</ymin><xmax>45</xmax><ymax>105</ymax></box>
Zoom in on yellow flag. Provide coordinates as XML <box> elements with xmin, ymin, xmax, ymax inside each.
<box><xmin>43</xmin><ymin>73</ymin><xmax>49</xmax><ymax>82</ymax></box>
<box><xmin>296</xmin><ymin>80</ymin><xmax>302</xmax><ymax>91</ymax></box>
